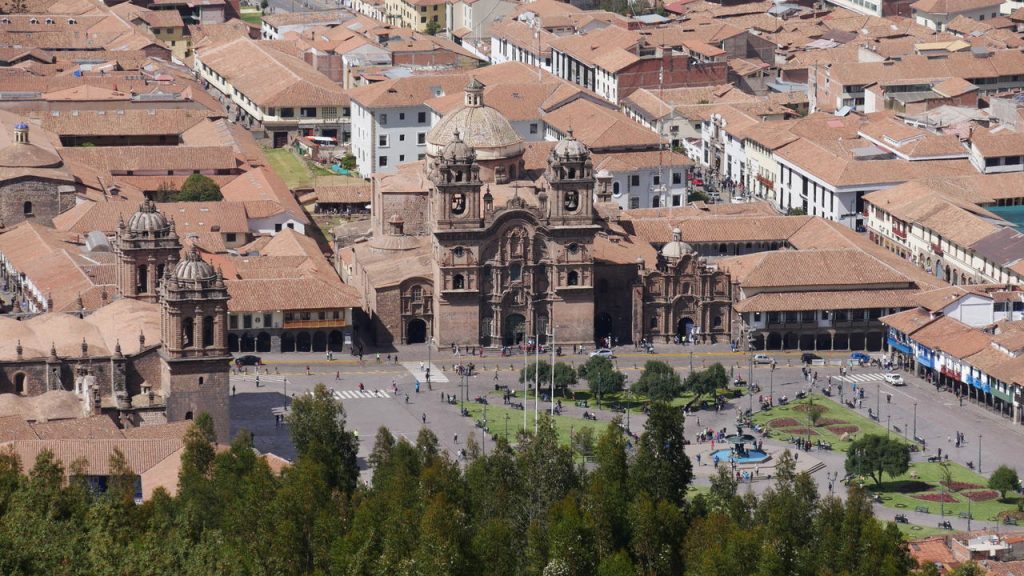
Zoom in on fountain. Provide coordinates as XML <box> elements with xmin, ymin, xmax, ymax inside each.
<box><xmin>710</xmin><ymin>426</ymin><xmax>771</xmax><ymax>464</ymax></box>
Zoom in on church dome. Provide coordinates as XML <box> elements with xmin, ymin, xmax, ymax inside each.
<box><xmin>426</xmin><ymin>79</ymin><xmax>522</xmax><ymax>161</ymax></box>
<box><xmin>551</xmin><ymin>129</ymin><xmax>589</xmax><ymax>160</ymax></box>
<box><xmin>174</xmin><ymin>247</ymin><xmax>215</xmax><ymax>281</ymax></box>
<box><xmin>661</xmin><ymin>227</ymin><xmax>693</xmax><ymax>259</ymax></box>
<box><xmin>0</xmin><ymin>122</ymin><xmax>62</xmax><ymax>169</ymax></box>
<box><xmin>440</xmin><ymin>130</ymin><xmax>475</xmax><ymax>163</ymax></box>
<box><xmin>126</xmin><ymin>200</ymin><xmax>169</xmax><ymax>233</ymax></box>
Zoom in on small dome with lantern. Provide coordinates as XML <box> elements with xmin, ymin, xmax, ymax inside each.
<box><xmin>173</xmin><ymin>247</ymin><xmax>216</xmax><ymax>281</ymax></box>
<box><xmin>660</xmin><ymin>227</ymin><xmax>694</xmax><ymax>260</ymax></box>
<box><xmin>125</xmin><ymin>200</ymin><xmax>170</xmax><ymax>234</ymax></box>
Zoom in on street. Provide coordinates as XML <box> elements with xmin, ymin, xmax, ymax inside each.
<box><xmin>228</xmin><ymin>343</ymin><xmax>1024</xmax><ymax>532</ymax></box>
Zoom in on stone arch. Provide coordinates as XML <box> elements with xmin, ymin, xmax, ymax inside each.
<box><xmin>14</xmin><ymin>372</ymin><xmax>26</xmax><ymax>395</ymax></box>
<box><xmin>750</xmin><ymin>333</ymin><xmax>765</xmax><ymax>350</ymax></box>
<box><xmin>240</xmin><ymin>333</ymin><xmax>255</xmax><ymax>352</ymax></box>
<box><xmin>312</xmin><ymin>332</ymin><xmax>327</xmax><ymax>352</ymax></box>
<box><xmin>281</xmin><ymin>332</ymin><xmax>296</xmax><ymax>352</ymax></box>
<box><xmin>833</xmin><ymin>333</ymin><xmax>849</xmax><ymax>350</ymax></box>
<box><xmin>228</xmin><ymin>333</ymin><xmax>239</xmax><ymax>352</ymax></box>
<box><xmin>453</xmin><ymin>273</ymin><xmax>465</xmax><ymax>289</ymax></box>
<box><xmin>256</xmin><ymin>332</ymin><xmax>271</xmax><ymax>353</ymax></box>
<box><xmin>783</xmin><ymin>332</ymin><xmax>799</xmax><ymax>350</ymax></box>
<box><xmin>816</xmin><ymin>333</ymin><xmax>832</xmax><ymax>351</ymax></box>
<box><xmin>677</xmin><ymin>317</ymin><xmax>694</xmax><ymax>339</ymax></box>
<box><xmin>407</xmin><ymin>318</ymin><xmax>427</xmax><ymax>344</ymax></box>
<box><xmin>296</xmin><ymin>332</ymin><xmax>312</xmax><ymax>352</ymax></box>
<box><xmin>23</xmin><ymin>201</ymin><xmax>32</xmax><ymax>216</ymax></box>
<box><xmin>567</xmin><ymin>270</ymin><xmax>579</xmax><ymax>286</ymax></box>
<box><xmin>595</xmin><ymin>313</ymin><xmax>613</xmax><ymax>341</ymax></box>
<box><xmin>849</xmin><ymin>332</ymin><xmax>866</xmax><ymax>350</ymax></box>
<box><xmin>328</xmin><ymin>330</ymin><xmax>344</xmax><ymax>351</ymax></box>
<box><xmin>503</xmin><ymin>313</ymin><xmax>526</xmax><ymax>346</ymax></box>
<box><xmin>799</xmin><ymin>334</ymin><xmax>815</xmax><ymax>351</ymax></box>
<box><xmin>766</xmin><ymin>332</ymin><xmax>782</xmax><ymax>350</ymax></box>
<box><xmin>865</xmin><ymin>332</ymin><xmax>883</xmax><ymax>352</ymax></box>
<box><xmin>185</xmin><ymin>411</ymin><xmax>194</xmax><ymax>420</ymax></box>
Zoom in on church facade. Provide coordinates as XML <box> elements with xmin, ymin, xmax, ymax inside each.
<box><xmin>347</xmin><ymin>79</ymin><xmax>734</xmax><ymax>348</ymax></box>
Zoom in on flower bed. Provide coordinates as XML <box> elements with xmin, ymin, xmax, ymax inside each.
<box><xmin>963</xmin><ymin>490</ymin><xmax>999</xmax><ymax>502</ymax></box>
<box><xmin>781</xmin><ymin>427</ymin><xmax>819</xmax><ymax>436</ymax></box>
<box><xmin>816</xmin><ymin>418</ymin><xmax>847</xmax><ymax>426</ymax></box>
<box><xmin>914</xmin><ymin>493</ymin><xmax>958</xmax><ymax>503</ymax></box>
<box><xmin>940</xmin><ymin>481</ymin><xmax>983</xmax><ymax>491</ymax></box>
<box><xmin>827</xmin><ymin>425</ymin><xmax>859</xmax><ymax>435</ymax></box>
<box><xmin>769</xmin><ymin>418</ymin><xmax>801</xmax><ymax>428</ymax></box>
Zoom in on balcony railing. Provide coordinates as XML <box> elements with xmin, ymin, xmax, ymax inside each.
<box><xmin>282</xmin><ymin>319</ymin><xmax>347</xmax><ymax>329</ymax></box>
<box><xmin>931</xmin><ymin>242</ymin><xmax>943</xmax><ymax>256</ymax></box>
<box><xmin>892</xmin><ymin>227</ymin><xmax>907</xmax><ymax>239</ymax></box>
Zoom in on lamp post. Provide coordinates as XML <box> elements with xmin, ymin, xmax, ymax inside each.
<box><xmin>427</xmin><ymin>337</ymin><xmax>435</xmax><ymax>390</ymax></box>
<box><xmin>625</xmin><ymin>378</ymin><xmax>631</xmax><ymax>433</ymax></box>
<box><xmin>770</xmin><ymin>363</ymin><xmax>775</xmax><ymax>399</ymax></box>
<box><xmin>504</xmin><ymin>413</ymin><xmax>510</xmax><ymax>441</ymax></box>
<box><xmin>284</xmin><ymin>378</ymin><xmax>288</xmax><ymax>409</ymax></box>
<box><xmin>689</xmin><ymin>350</ymin><xmax>694</xmax><ymax>374</ymax></box>
<box><xmin>887</xmin><ymin>414</ymin><xmax>891</xmax><ymax>438</ymax></box>
<box><xmin>978</xmin><ymin>434</ymin><xmax>982</xmax><ymax>473</ymax></box>
<box><xmin>876</xmin><ymin>381</ymin><xmax>880</xmax><ymax>417</ymax></box>
<box><xmin>550</xmin><ymin>323</ymin><xmax>557</xmax><ymax>417</ymax></box>
<box><xmin>913</xmin><ymin>402</ymin><xmax>917</xmax><ymax>439</ymax></box>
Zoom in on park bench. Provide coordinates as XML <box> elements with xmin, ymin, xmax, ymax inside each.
<box><xmin>938</xmin><ymin>521</ymin><xmax>953</xmax><ymax>530</ymax></box>
<box><xmin>894</xmin><ymin>514</ymin><xmax>909</xmax><ymax>524</ymax></box>
<box><xmin>959</xmin><ymin>512</ymin><xmax>972</xmax><ymax>520</ymax></box>
<box><xmin>1003</xmin><ymin>517</ymin><xmax>1019</xmax><ymax>526</ymax></box>
<box><xmin>574</xmin><ymin>400</ymin><xmax>588</xmax><ymax>408</ymax></box>
<box><xmin>914</xmin><ymin>435</ymin><xmax>927</xmax><ymax>446</ymax></box>
<box><xmin>915</xmin><ymin>506</ymin><xmax>930</xmax><ymax>514</ymax></box>
<box><xmin>510</xmin><ymin>402</ymin><xmax>524</xmax><ymax>410</ymax></box>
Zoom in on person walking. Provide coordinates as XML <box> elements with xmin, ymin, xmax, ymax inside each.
<box><xmin>453</xmin><ymin>433</ymin><xmax>459</xmax><ymax>445</ymax></box>
<box><xmin>422</xmin><ymin>413</ymin><xmax>426</xmax><ymax>424</ymax></box>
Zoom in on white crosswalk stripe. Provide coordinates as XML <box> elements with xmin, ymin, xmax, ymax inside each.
<box><xmin>332</xmin><ymin>388</ymin><xmax>391</xmax><ymax>401</ymax></box>
<box><xmin>235</xmin><ymin>374</ymin><xmax>288</xmax><ymax>383</ymax></box>
<box><xmin>836</xmin><ymin>373</ymin><xmax>885</xmax><ymax>384</ymax></box>
<box><xmin>402</xmin><ymin>362</ymin><xmax>449</xmax><ymax>383</ymax></box>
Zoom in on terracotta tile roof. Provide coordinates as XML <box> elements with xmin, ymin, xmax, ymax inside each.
<box><xmin>311</xmin><ymin>183</ymin><xmax>371</xmax><ymax>204</ymax></box>
<box><xmin>542</xmin><ymin>98</ymin><xmax>663</xmax><ymax>150</ymax></box>
<box><xmin>965</xmin><ymin>345</ymin><xmax>1024</xmax><ymax>385</ymax></box>
<box><xmin>879</xmin><ymin>307</ymin><xmax>936</xmax><ymax>334</ymax></box>
<box><xmin>31</xmin><ymin>415</ymin><xmax>124</xmax><ymax>440</ymax></box>
<box><xmin>226</xmin><ymin>277</ymin><xmax>360</xmax><ymax>311</ymax></box>
<box><xmin>488</xmin><ymin>18</ymin><xmax>556</xmax><ymax>56</ymax></box>
<box><xmin>548</xmin><ymin>25</ymin><xmax>641</xmax><ymax>69</ymax></box>
<box><xmin>864</xmin><ymin>182</ymin><xmax>1004</xmax><ymax>247</ymax></box>
<box><xmin>932</xmin><ymin>77</ymin><xmax>977</xmax><ymax>97</ymax></box>
<box><xmin>971</xmin><ymin>127</ymin><xmax>1024</xmax><ymax>158</ymax></box>
<box><xmin>221</xmin><ymin>167</ymin><xmax>308</xmax><ymax>223</ymax></box>
<box><xmin>734</xmin><ymin>289</ymin><xmax>921</xmax><ymax>312</ymax></box>
<box><xmin>262</xmin><ymin>9</ymin><xmax>352</xmax><ymax>27</ymax></box>
<box><xmin>721</xmin><ymin>249</ymin><xmax>914</xmax><ymax>289</ymax></box>
<box><xmin>908</xmin><ymin>537</ymin><xmax>956</xmax><ymax>567</ymax></box>
<box><xmin>592</xmin><ymin>232</ymin><xmax>659</xmax><ymax>266</ymax></box>
<box><xmin>356</xmin><ymin>241</ymin><xmax>433</xmax><ymax>289</ymax></box>
<box><xmin>0</xmin><ymin>416</ymin><xmax>41</xmax><ymax>442</ymax></box>
<box><xmin>593</xmin><ymin>150</ymin><xmax>692</xmax><ymax>172</ymax></box>
<box><xmin>60</xmin><ymin>145</ymin><xmax>240</xmax><ymax>173</ymax></box>
<box><xmin>122</xmin><ymin>421</ymin><xmax>193</xmax><ymax>439</ymax></box>
<box><xmin>41</xmin><ymin>108</ymin><xmax>214</xmax><ymax>137</ymax></box>
<box><xmin>1</xmin><ymin>438</ymin><xmax>184</xmax><ymax>477</ymax></box>
<box><xmin>197</xmin><ymin>37</ymin><xmax>348</xmax><ymax>107</ymax></box>
<box><xmin>911</xmin><ymin>315</ymin><xmax>992</xmax><ymax>357</ymax></box>
<box><xmin>53</xmin><ymin>200</ymin><xmax>249</xmax><ymax>235</ymax></box>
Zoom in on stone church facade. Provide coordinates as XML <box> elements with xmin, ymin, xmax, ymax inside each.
<box><xmin>347</xmin><ymin>79</ymin><xmax>734</xmax><ymax>348</ymax></box>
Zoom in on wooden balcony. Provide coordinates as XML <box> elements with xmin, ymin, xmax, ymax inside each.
<box><xmin>282</xmin><ymin>318</ymin><xmax>347</xmax><ymax>329</ymax></box>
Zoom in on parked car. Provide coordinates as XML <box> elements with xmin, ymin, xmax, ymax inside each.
<box><xmin>850</xmin><ymin>352</ymin><xmax>871</xmax><ymax>363</ymax></box>
<box><xmin>235</xmin><ymin>355</ymin><xmax>262</xmax><ymax>367</ymax></box>
<box><xmin>590</xmin><ymin>348</ymin><xmax>615</xmax><ymax>358</ymax></box>
<box><xmin>884</xmin><ymin>373</ymin><xmax>905</xmax><ymax>386</ymax></box>
<box><xmin>752</xmin><ymin>354</ymin><xmax>773</xmax><ymax>364</ymax></box>
<box><xmin>801</xmin><ymin>352</ymin><xmax>822</xmax><ymax>364</ymax></box>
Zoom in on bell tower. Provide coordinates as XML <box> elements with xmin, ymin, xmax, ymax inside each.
<box><xmin>158</xmin><ymin>247</ymin><xmax>230</xmax><ymax>441</ymax></box>
<box><xmin>429</xmin><ymin>130</ymin><xmax>483</xmax><ymax>230</ymax></box>
<box><xmin>545</xmin><ymin>130</ymin><xmax>595</xmax><ymax>224</ymax></box>
<box><xmin>114</xmin><ymin>200</ymin><xmax>180</xmax><ymax>303</ymax></box>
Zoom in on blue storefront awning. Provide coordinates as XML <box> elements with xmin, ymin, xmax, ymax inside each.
<box><xmin>887</xmin><ymin>337</ymin><xmax>912</xmax><ymax>355</ymax></box>
<box><xmin>917</xmin><ymin>349</ymin><xmax>934</xmax><ymax>369</ymax></box>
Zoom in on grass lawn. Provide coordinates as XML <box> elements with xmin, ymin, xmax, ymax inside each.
<box><xmin>459</xmin><ymin>401</ymin><xmax>610</xmax><ymax>451</ymax></box>
<box><xmin>896</xmin><ymin>523</ymin><xmax>950</xmax><ymax>539</ymax></box>
<box><xmin>265</xmin><ymin>148</ymin><xmax>314</xmax><ymax>189</ymax></box>
<box><xmin>867</xmin><ymin>461</ymin><xmax>1021</xmax><ymax>521</ymax></box>
<box><xmin>752</xmin><ymin>394</ymin><xmax>914</xmax><ymax>452</ymax></box>
<box><xmin>240</xmin><ymin>9</ymin><xmax>262</xmax><ymax>24</ymax></box>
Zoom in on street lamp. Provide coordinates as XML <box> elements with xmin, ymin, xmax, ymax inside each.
<box><xmin>876</xmin><ymin>381</ymin><xmax>880</xmax><ymax>417</ymax></box>
<box><xmin>887</xmin><ymin>414</ymin><xmax>891</xmax><ymax>439</ymax></box>
<box><xmin>504</xmin><ymin>413</ymin><xmax>510</xmax><ymax>441</ymax></box>
<box><xmin>284</xmin><ymin>378</ymin><xmax>289</xmax><ymax>409</ymax></box>
<box><xmin>427</xmin><ymin>337</ymin><xmax>435</xmax><ymax>390</ymax></box>
<box><xmin>913</xmin><ymin>402</ymin><xmax>917</xmax><ymax>439</ymax></box>
<box><xmin>978</xmin><ymin>434</ymin><xmax>982</xmax><ymax>473</ymax></box>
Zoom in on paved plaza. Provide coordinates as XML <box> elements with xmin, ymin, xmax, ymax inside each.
<box><xmin>229</xmin><ymin>342</ymin><xmax>1024</xmax><ymax>533</ymax></box>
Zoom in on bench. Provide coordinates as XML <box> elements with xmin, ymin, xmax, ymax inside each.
<box><xmin>915</xmin><ymin>506</ymin><xmax>930</xmax><ymax>514</ymax></box>
<box><xmin>1004</xmin><ymin>518</ymin><xmax>1019</xmax><ymax>526</ymax></box>
<box><xmin>959</xmin><ymin>512</ymin><xmax>972</xmax><ymax>520</ymax></box>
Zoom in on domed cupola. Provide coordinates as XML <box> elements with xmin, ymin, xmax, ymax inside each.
<box><xmin>426</xmin><ymin>78</ymin><xmax>523</xmax><ymax>164</ymax></box>
<box><xmin>125</xmin><ymin>199</ymin><xmax>170</xmax><ymax>236</ymax></box>
<box><xmin>660</xmin><ymin>227</ymin><xmax>694</xmax><ymax>261</ymax></box>
<box><xmin>173</xmin><ymin>246</ymin><xmax>216</xmax><ymax>283</ymax></box>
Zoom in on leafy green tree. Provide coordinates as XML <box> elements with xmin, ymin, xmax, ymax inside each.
<box><xmin>521</xmin><ymin>360</ymin><xmax>552</xmax><ymax>387</ymax></box>
<box><xmin>989</xmin><ymin>465</ymin><xmax>1020</xmax><ymax>499</ymax></box>
<box><xmin>425</xmin><ymin>19</ymin><xmax>441</xmax><ymax>35</ymax></box>
<box><xmin>687</xmin><ymin>189</ymin><xmax>709</xmax><ymax>203</ymax></box>
<box><xmin>580</xmin><ymin>356</ymin><xmax>625</xmax><ymax>400</ymax></box>
<box><xmin>340</xmin><ymin>153</ymin><xmax>357</xmax><ymax>171</ymax></box>
<box><xmin>633</xmin><ymin>360</ymin><xmax>682</xmax><ymax>402</ymax></box>
<box><xmin>519</xmin><ymin>416</ymin><xmax>578</xmax><ymax>523</ymax></box>
<box><xmin>586</xmin><ymin>419</ymin><xmax>630</xmax><ymax>559</ymax></box>
<box><xmin>684</xmin><ymin>363</ymin><xmax>727</xmax><ymax>406</ymax></box>
<box><xmin>369</xmin><ymin>426</ymin><xmax>396</xmax><ymax>470</ymax></box>
<box><xmin>845</xmin><ymin>434</ymin><xmax>910</xmax><ymax>487</ymax></box>
<box><xmin>950</xmin><ymin>562</ymin><xmax>986</xmax><ymax>576</ymax></box>
<box><xmin>596</xmin><ymin>550</ymin><xmax>636</xmax><ymax>576</ymax></box>
<box><xmin>787</xmin><ymin>207</ymin><xmax>807</xmax><ymax>216</ymax></box>
<box><xmin>177</xmin><ymin>174</ymin><xmax>223</xmax><ymax>201</ymax></box>
<box><xmin>630</xmin><ymin>402</ymin><xmax>692</xmax><ymax>506</ymax></box>
<box><xmin>287</xmin><ymin>383</ymin><xmax>359</xmax><ymax>493</ymax></box>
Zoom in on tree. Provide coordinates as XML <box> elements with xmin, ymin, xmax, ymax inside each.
<box><xmin>786</xmin><ymin>207</ymin><xmax>807</xmax><ymax>216</ymax></box>
<box><xmin>340</xmin><ymin>153</ymin><xmax>357</xmax><ymax>171</ymax></box>
<box><xmin>287</xmin><ymin>383</ymin><xmax>359</xmax><ymax>493</ymax></box>
<box><xmin>684</xmin><ymin>363</ymin><xmax>727</xmax><ymax>406</ymax></box>
<box><xmin>521</xmin><ymin>360</ymin><xmax>552</xmax><ymax>387</ymax></box>
<box><xmin>989</xmin><ymin>465</ymin><xmax>1020</xmax><ymax>499</ymax></box>
<box><xmin>687</xmin><ymin>189</ymin><xmax>709</xmax><ymax>203</ymax></box>
<box><xmin>845</xmin><ymin>434</ymin><xmax>910</xmax><ymax>487</ymax></box>
<box><xmin>424</xmin><ymin>20</ymin><xmax>441</xmax><ymax>35</ymax></box>
<box><xmin>807</xmin><ymin>398</ymin><xmax>826</xmax><ymax>427</ymax></box>
<box><xmin>632</xmin><ymin>361</ymin><xmax>681</xmax><ymax>402</ymax></box>
<box><xmin>629</xmin><ymin>402</ymin><xmax>692</xmax><ymax>506</ymax></box>
<box><xmin>177</xmin><ymin>174</ymin><xmax>223</xmax><ymax>201</ymax></box>
<box><xmin>580</xmin><ymin>356</ymin><xmax>625</xmax><ymax>400</ymax></box>
<box><xmin>153</xmin><ymin>181</ymin><xmax>178</xmax><ymax>202</ymax></box>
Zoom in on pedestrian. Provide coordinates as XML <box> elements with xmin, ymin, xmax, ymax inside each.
<box><xmin>754</xmin><ymin>464</ymin><xmax>759</xmax><ymax>478</ymax></box>
<box><xmin>305</xmin><ymin>366</ymin><xmax>310</xmax><ymax>375</ymax></box>
<box><xmin>419</xmin><ymin>361</ymin><xmax>424</xmax><ymax>371</ymax></box>
<box><xmin>386</xmin><ymin>353</ymin><xmax>391</xmax><ymax>362</ymax></box>
<box><xmin>256</xmin><ymin>374</ymin><xmax>260</xmax><ymax>388</ymax></box>
<box><xmin>336</xmin><ymin>371</ymin><xmax>340</xmax><ymax>381</ymax></box>
<box><xmin>697</xmin><ymin>453</ymin><xmax>702</xmax><ymax>466</ymax></box>
<box><xmin>394</xmin><ymin>355</ymin><xmax>398</xmax><ymax>364</ymax></box>
<box><xmin>454</xmin><ymin>433</ymin><xmax>458</xmax><ymax>445</ymax></box>
<box><xmin>232</xmin><ymin>384</ymin><xmax>236</xmax><ymax>395</ymax></box>
<box><xmin>376</xmin><ymin>352</ymin><xmax>381</xmax><ymax>363</ymax></box>
<box><xmin>494</xmin><ymin>370</ymin><xmax>499</xmax><ymax>381</ymax></box>
<box><xmin>422</xmin><ymin>413</ymin><xmax>426</xmax><ymax>424</ymax></box>
<box><xmin>887</xmin><ymin>393</ymin><xmax>891</xmax><ymax>404</ymax></box>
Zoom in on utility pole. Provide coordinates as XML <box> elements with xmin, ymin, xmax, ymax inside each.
<box><xmin>550</xmin><ymin>322</ymin><xmax>556</xmax><ymax>417</ymax></box>
<box><xmin>978</xmin><ymin>434</ymin><xmax>982</xmax><ymax>473</ymax></box>
<box><xmin>913</xmin><ymin>402</ymin><xmax>917</xmax><ymax>439</ymax></box>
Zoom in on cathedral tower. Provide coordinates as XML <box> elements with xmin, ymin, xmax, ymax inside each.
<box><xmin>159</xmin><ymin>247</ymin><xmax>230</xmax><ymax>440</ymax></box>
<box><xmin>429</xmin><ymin>130</ymin><xmax>484</xmax><ymax>230</ymax></box>
<box><xmin>544</xmin><ymin>130</ymin><xmax>595</xmax><ymax>225</ymax></box>
<box><xmin>114</xmin><ymin>200</ymin><xmax>180</xmax><ymax>303</ymax></box>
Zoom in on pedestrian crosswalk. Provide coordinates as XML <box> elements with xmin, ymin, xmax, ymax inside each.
<box><xmin>402</xmin><ymin>362</ymin><xmax>449</xmax><ymax>383</ymax></box>
<box><xmin>835</xmin><ymin>373</ymin><xmax>886</xmax><ymax>384</ymax></box>
<box><xmin>235</xmin><ymin>374</ymin><xmax>288</xmax><ymax>384</ymax></box>
<box><xmin>332</xmin><ymin>388</ymin><xmax>391</xmax><ymax>400</ymax></box>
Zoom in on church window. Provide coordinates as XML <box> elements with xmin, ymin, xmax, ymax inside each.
<box><xmin>454</xmin><ymin>247</ymin><xmax>464</xmax><ymax>258</ymax></box>
<box><xmin>713</xmin><ymin>316</ymin><xmax>722</xmax><ymax>328</ymax></box>
<box><xmin>509</xmin><ymin>263</ymin><xmax>522</xmax><ymax>281</ymax></box>
<box><xmin>203</xmin><ymin>316</ymin><xmax>214</xmax><ymax>347</ymax></box>
<box><xmin>137</xmin><ymin>265</ymin><xmax>148</xmax><ymax>293</ymax></box>
<box><xmin>198</xmin><ymin>377</ymin><xmax>204</xmax><ymax>386</ymax></box>
<box><xmin>568</xmin><ymin>243</ymin><xmax>579</xmax><ymax>254</ymax></box>
<box><xmin>682</xmin><ymin>282</ymin><xmax>691</xmax><ymax>294</ymax></box>
<box><xmin>14</xmin><ymin>373</ymin><xmax>25</xmax><ymax>395</ymax></box>
<box><xmin>411</xmin><ymin>285</ymin><xmax>423</xmax><ymax>301</ymax></box>
<box><xmin>182</xmin><ymin>317</ymin><xmax>194</xmax><ymax>347</ymax></box>
<box><xmin>612</xmin><ymin>181</ymin><xmax>620</xmax><ymax>196</ymax></box>
<box><xmin>564</xmin><ymin>191</ymin><xmax>579</xmax><ymax>212</ymax></box>
<box><xmin>451</xmin><ymin>193</ymin><xmax>466</xmax><ymax>215</ymax></box>
<box><xmin>453</xmin><ymin>274</ymin><xmax>465</xmax><ymax>289</ymax></box>
<box><xmin>567</xmin><ymin>271</ymin><xmax>579</xmax><ymax>286</ymax></box>
<box><xmin>649</xmin><ymin>316</ymin><xmax>658</xmax><ymax>329</ymax></box>
<box><xmin>185</xmin><ymin>411</ymin><xmax>194</xmax><ymax>420</ymax></box>
<box><xmin>23</xmin><ymin>201</ymin><xmax>32</xmax><ymax>216</ymax></box>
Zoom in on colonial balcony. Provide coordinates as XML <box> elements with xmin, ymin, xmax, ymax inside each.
<box><xmin>931</xmin><ymin>242</ymin><xmax>943</xmax><ymax>256</ymax></box>
<box><xmin>282</xmin><ymin>318</ymin><xmax>347</xmax><ymax>330</ymax></box>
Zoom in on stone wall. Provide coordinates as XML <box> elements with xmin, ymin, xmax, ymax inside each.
<box><xmin>0</xmin><ymin>178</ymin><xmax>73</xmax><ymax>227</ymax></box>
<box><xmin>161</xmin><ymin>357</ymin><xmax>231</xmax><ymax>442</ymax></box>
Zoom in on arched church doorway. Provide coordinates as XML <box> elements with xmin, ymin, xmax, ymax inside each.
<box><xmin>406</xmin><ymin>319</ymin><xmax>427</xmax><ymax>344</ymax></box>
<box><xmin>504</xmin><ymin>314</ymin><xmax>526</xmax><ymax>346</ymax></box>
<box><xmin>677</xmin><ymin>317</ymin><xmax>694</xmax><ymax>341</ymax></box>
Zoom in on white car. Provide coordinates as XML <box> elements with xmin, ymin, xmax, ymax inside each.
<box><xmin>590</xmin><ymin>348</ymin><xmax>615</xmax><ymax>358</ymax></box>
<box><xmin>883</xmin><ymin>373</ymin><xmax>905</xmax><ymax>386</ymax></box>
<box><xmin>752</xmin><ymin>354</ymin><xmax>774</xmax><ymax>365</ymax></box>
